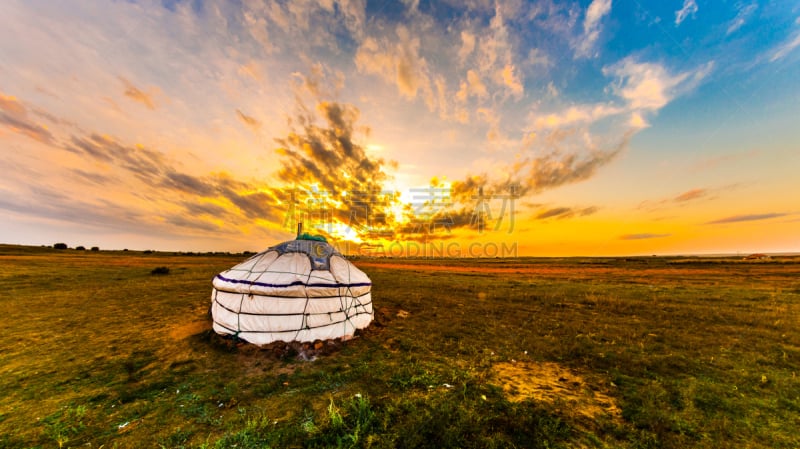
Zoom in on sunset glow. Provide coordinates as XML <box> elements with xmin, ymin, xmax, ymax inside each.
<box><xmin>1</xmin><ymin>1</ymin><xmax>798</xmax><ymax>255</ymax></box>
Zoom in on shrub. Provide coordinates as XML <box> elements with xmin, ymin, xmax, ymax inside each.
<box><xmin>151</xmin><ymin>267</ymin><xmax>170</xmax><ymax>275</ymax></box>
<box><xmin>75</xmin><ymin>246</ymin><xmax>86</xmax><ymax>251</ymax></box>
<box><xmin>90</xmin><ymin>246</ymin><xmax>99</xmax><ymax>251</ymax></box>
<box><xmin>53</xmin><ymin>243</ymin><xmax>68</xmax><ymax>250</ymax></box>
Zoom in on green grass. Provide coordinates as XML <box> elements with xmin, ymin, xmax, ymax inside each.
<box><xmin>0</xmin><ymin>244</ymin><xmax>798</xmax><ymax>448</ymax></box>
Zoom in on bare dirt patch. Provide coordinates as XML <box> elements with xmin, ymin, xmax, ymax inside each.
<box><xmin>491</xmin><ymin>361</ymin><xmax>622</xmax><ymax>425</ymax></box>
<box><xmin>169</xmin><ymin>320</ymin><xmax>210</xmax><ymax>340</ymax></box>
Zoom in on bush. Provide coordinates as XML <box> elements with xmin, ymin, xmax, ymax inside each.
<box><xmin>75</xmin><ymin>246</ymin><xmax>86</xmax><ymax>251</ymax></box>
<box><xmin>90</xmin><ymin>247</ymin><xmax>99</xmax><ymax>252</ymax></box>
<box><xmin>151</xmin><ymin>267</ymin><xmax>170</xmax><ymax>275</ymax></box>
<box><xmin>53</xmin><ymin>243</ymin><xmax>68</xmax><ymax>250</ymax></box>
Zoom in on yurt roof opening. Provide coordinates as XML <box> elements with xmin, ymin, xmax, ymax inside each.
<box><xmin>210</xmin><ymin>225</ymin><xmax>373</xmax><ymax>346</ymax></box>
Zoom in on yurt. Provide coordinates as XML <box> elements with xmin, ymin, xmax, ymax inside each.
<box><xmin>210</xmin><ymin>234</ymin><xmax>373</xmax><ymax>345</ymax></box>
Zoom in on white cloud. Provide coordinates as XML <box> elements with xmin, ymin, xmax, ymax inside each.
<box><xmin>769</xmin><ymin>30</ymin><xmax>800</xmax><ymax>62</ymax></box>
<box><xmin>532</xmin><ymin>104</ymin><xmax>621</xmax><ymax>130</ymax></box>
<box><xmin>575</xmin><ymin>0</ymin><xmax>612</xmax><ymax>58</ymax></box>
<box><xmin>527</xmin><ymin>58</ymin><xmax>713</xmax><ymax>145</ymax></box>
<box><xmin>606</xmin><ymin>61</ymin><xmax>685</xmax><ymax>110</ymax></box>
<box><xmin>585</xmin><ymin>0</ymin><xmax>613</xmax><ymax>31</ymax></box>
<box><xmin>603</xmin><ymin>58</ymin><xmax>713</xmax><ymax>111</ymax></box>
<box><xmin>726</xmin><ymin>3</ymin><xmax>757</xmax><ymax>35</ymax></box>
<box><xmin>675</xmin><ymin>0</ymin><xmax>698</xmax><ymax>26</ymax></box>
<box><xmin>546</xmin><ymin>81</ymin><xmax>559</xmax><ymax>97</ymax></box>
<box><xmin>527</xmin><ymin>48</ymin><xmax>551</xmax><ymax>68</ymax></box>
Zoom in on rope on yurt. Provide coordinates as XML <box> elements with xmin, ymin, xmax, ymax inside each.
<box><xmin>238</xmin><ymin>249</ymin><xmax>280</xmax><ymax>340</ymax></box>
<box><xmin>236</xmin><ymin>293</ymin><xmax>247</xmax><ymax>340</ymax></box>
<box><xmin>341</xmin><ymin>257</ymin><xmax>357</xmax><ymax>336</ymax></box>
<box><xmin>293</xmin><ymin>264</ymin><xmax>315</xmax><ymax>342</ymax></box>
<box><xmin>236</xmin><ymin>249</ymin><xmax>270</xmax><ymax>340</ymax></box>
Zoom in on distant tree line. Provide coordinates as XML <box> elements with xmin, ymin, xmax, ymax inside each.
<box><xmin>52</xmin><ymin>243</ymin><xmax>100</xmax><ymax>251</ymax></box>
<box><xmin>50</xmin><ymin>243</ymin><xmax>254</xmax><ymax>256</ymax></box>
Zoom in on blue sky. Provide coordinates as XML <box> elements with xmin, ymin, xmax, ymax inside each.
<box><xmin>0</xmin><ymin>0</ymin><xmax>798</xmax><ymax>254</ymax></box>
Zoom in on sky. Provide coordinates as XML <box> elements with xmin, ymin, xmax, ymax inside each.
<box><xmin>1</xmin><ymin>0</ymin><xmax>798</xmax><ymax>256</ymax></box>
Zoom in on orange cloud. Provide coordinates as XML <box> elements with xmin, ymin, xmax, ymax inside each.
<box><xmin>620</xmin><ymin>233</ymin><xmax>671</xmax><ymax>240</ymax></box>
<box><xmin>119</xmin><ymin>77</ymin><xmax>158</xmax><ymax>109</ymax></box>
<box><xmin>500</xmin><ymin>64</ymin><xmax>524</xmax><ymax>96</ymax></box>
<box><xmin>355</xmin><ymin>26</ymin><xmax>434</xmax><ymax>107</ymax></box>
<box><xmin>457</xmin><ymin>70</ymin><xmax>488</xmax><ymax>101</ymax></box>
<box><xmin>458</xmin><ymin>30</ymin><xmax>476</xmax><ymax>62</ymax></box>
<box><xmin>673</xmin><ymin>188</ymin><xmax>707</xmax><ymax>202</ymax></box>
<box><xmin>706</xmin><ymin>213</ymin><xmax>788</xmax><ymax>225</ymax></box>
<box><xmin>236</xmin><ymin>109</ymin><xmax>261</xmax><ymax>131</ymax></box>
<box><xmin>0</xmin><ymin>92</ymin><xmax>54</xmax><ymax>144</ymax></box>
<box><xmin>535</xmin><ymin>206</ymin><xmax>598</xmax><ymax>220</ymax></box>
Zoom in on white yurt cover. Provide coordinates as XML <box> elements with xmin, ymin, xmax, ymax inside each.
<box><xmin>211</xmin><ymin>239</ymin><xmax>373</xmax><ymax>345</ymax></box>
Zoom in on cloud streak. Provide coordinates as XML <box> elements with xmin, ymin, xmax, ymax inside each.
<box><xmin>61</xmin><ymin>131</ymin><xmax>286</xmax><ymax>226</ymax></box>
<box><xmin>673</xmin><ymin>188</ymin><xmax>707</xmax><ymax>202</ymax></box>
<box><xmin>675</xmin><ymin>0</ymin><xmax>698</xmax><ymax>26</ymax></box>
<box><xmin>726</xmin><ymin>3</ymin><xmax>757</xmax><ymax>35</ymax></box>
<box><xmin>236</xmin><ymin>109</ymin><xmax>262</xmax><ymax>131</ymax></box>
<box><xmin>636</xmin><ymin>183</ymin><xmax>746</xmax><ymax>214</ymax></box>
<box><xmin>575</xmin><ymin>0</ymin><xmax>612</xmax><ymax>58</ymax></box>
<box><xmin>120</xmin><ymin>77</ymin><xmax>158</xmax><ymax>110</ymax></box>
<box><xmin>0</xmin><ymin>93</ymin><xmax>55</xmax><ymax>144</ymax></box>
<box><xmin>706</xmin><ymin>213</ymin><xmax>788</xmax><ymax>225</ymax></box>
<box><xmin>769</xmin><ymin>31</ymin><xmax>800</xmax><ymax>62</ymax></box>
<box><xmin>620</xmin><ymin>233</ymin><xmax>670</xmax><ymax>240</ymax></box>
<box><xmin>535</xmin><ymin>206</ymin><xmax>598</xmax><ymax>220</ymax></box>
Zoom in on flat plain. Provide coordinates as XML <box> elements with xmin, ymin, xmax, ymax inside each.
<box><xmin>1</xmin><ymin>244</ymin><xmax>798</xmax><ymax>448</ymax></box>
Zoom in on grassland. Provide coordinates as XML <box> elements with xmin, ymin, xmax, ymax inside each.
<box><xmin>0</xmin><ymin>244</ymin><xmax>798</xmax><ymax>448</ymax></box>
